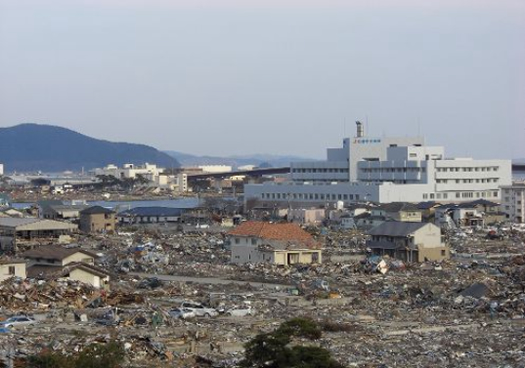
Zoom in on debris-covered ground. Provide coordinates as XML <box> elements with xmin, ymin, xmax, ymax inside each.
<box><xmin>2</xmin><ymin>225</ymin><xmax>525</xmax><ymax>367</ymax></box>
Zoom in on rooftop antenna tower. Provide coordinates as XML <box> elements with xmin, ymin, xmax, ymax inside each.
<box><xmin>356</xmin><ymin>121</ymin><xmax>365</xmax><ymax>138</ymax></box>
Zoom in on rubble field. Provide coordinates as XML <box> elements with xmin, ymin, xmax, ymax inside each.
<box><xmin>1</xmin><ymin>227</ymin><xmax>525</xmax><ymax>367</ymax></box>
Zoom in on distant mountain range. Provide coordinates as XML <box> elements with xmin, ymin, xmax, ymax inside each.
<box><xmin>165</xmin><ymin>151</ymin><xmax>314</xmax><ymax>169</ymax></box>
<box><xmin>0</xmin><ymin>124</ymin><xmax>179</xmax><ymax>172</ymax></box>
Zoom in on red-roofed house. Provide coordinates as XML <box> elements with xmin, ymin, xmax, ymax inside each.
<box><xmin>227</xmin><ymin>221</ymin><xmax>322</xmax><ymax>265</ymax></box>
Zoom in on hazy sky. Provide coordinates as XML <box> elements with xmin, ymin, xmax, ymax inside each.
<box><xmin>0</xmin><ymin>0</ymin><xmax>524</xmax><ymax>159</ymax></box>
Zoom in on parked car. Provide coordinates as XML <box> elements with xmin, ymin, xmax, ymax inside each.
<box><xmin>0</xmin><ymin>316</ymin><xmax>37</xmax><ymax>328</ymax></box>
<box><xmin>169</xmin><ymin>308</ymin><xmax>196</xmax><ymax>319</ymax></box>
<box><xmin>181</xmin><ymin>302</ymin><xmax>219</xmax><ymax>318</ymax></box>
<box><xmin>225</xmin><ymin>305</ymin><xmax>254</xmax><ymax>317</ymax></box>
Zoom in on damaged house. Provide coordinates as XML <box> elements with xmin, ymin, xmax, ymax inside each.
<box><xmin>21</xmin><ymin>245</ymin><xmax>109</xmax><ymax>289</ymax></box>
<box><xmin>367</xmin><ymin>222</ymin><xmax>449</xmax><ymax>262</ymax></box>
<box><xmin>227</xmin><ymin>221</ymin><xmax>322</xmax><ymax>265</ymax></box>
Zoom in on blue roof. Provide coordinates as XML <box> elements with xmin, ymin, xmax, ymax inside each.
<box><xmin>118</xmin><ymin>206</ymin><xmax>185</xmax><ymax>217</ymax></box>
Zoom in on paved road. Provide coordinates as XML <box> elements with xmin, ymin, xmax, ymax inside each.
<box><xmin>129</xmin><ymin>272</ymin><xmax>293</xmax><ymax>289</ymax></box>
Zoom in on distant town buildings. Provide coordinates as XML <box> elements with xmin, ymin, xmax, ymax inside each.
<box><xmin>93</xmin><ymin>163</ymin><xmax>187</xmax><ymax>192</ymax></box>
<box><xmin>245</xmin><ymin>122</ymin><xmax>511</xmax><ymax>205</ymax></box>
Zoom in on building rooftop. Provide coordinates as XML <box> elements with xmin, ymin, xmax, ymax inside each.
<box><xmin>118</xmin><ymin>207</ymin><xmax>185</xmax><ymax>217</ymax></box>
<box><xmin>62</xmin><ymin>262</ymin><xmax>110</xmax><ymax>278</ymax></box>
<box><xmin>0</xmin><ymin>218</ymin><xmax>77</xmax><ymax>231</ymax></box>
<box><xmin>21</xmin><ymin>245</ymin><xmax>98</xmax><ymax>261</ymax></box>
<box><xmin>80</xmin><ymin>206</ymin><xmax>115</xmax><ymax>215</ymax></box>
<box><xmin>228</xmin><ymin>221</ymin><xmax>313</xmax><ymax>242</ymax></box>
<box><xmin>416</xmin><ymin>201</ymin><xmax>442</xmax><ymax>210</ymax></box>
<box><xmin>368</xmin><ymin>222</ymin><xmax>430</xmax><ymax>237</ymax></box>
<box><xmin>376</xmin><ymin>202</ymin><xmax>420</xmax><ymax>213</ymax></box>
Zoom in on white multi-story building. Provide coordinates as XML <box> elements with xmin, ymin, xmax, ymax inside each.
<box><xmin>291</xmin><ymin>122</ymin><xmax>424</xmax><ymax>183</ymax></box>
<box><xmin>501</xmin><ymin>182</ymin><xmax>525</xmax><ymax>223</ymax></box>
<box><xmin>94</xmin><ymin>163</ymin><xmax>163</xmax><ymax>180</ymax></box>
<box><xmin>0</xmin><ymin>163</ymin><xmax>3</xmax><ymax>176</ymax></box>
<box><xmin>245</xmin><ymin>123</ymin><xmax>511</xmax><ymax>205</ymax></box>
<box><xmin>198</xmin><ymin>165</ymin><xmax>232</xmax><ymax>174</ymax></box>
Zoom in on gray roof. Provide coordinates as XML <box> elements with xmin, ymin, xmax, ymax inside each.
<box><xmin>21</xmin><ymin>245</ymin><xmax>98</xmax><ymax>261</ymax></box>
<box><xmin>80</xmin><ymin>206</ymin><xmax>115</xmax><ymax>215</ymax></box>
<box><xmin>118</xmin><ymin>206</ymin><xmax>185</xmax><ymax>217</ymax></box>
<box><xmin>368</xmin><ymin>222</ymin><xmax>429</xmax><ymax>237</ymax></box>
<box><xmin>377</xmin><ymin>202</ymin><xmax>420</xmax><ymax>213</ymax></box>
<box><xmin>62</xmin><ymin>262</ymin><xmax>110</xmax><ymax>278</ymax></box>
<box><xmin>417</xmin><ymin>201</ymin><xmax>441</xmax><ymax>210</ymax></box>
<box><xmin>458</xmin><ymin>199</ymin><xmax>499</xmax><ymax>208</ymax></box>
<box><xmin>48</xmin><ymin>204</ymin><xmax>90</xmax><ymax>212</ymax></box>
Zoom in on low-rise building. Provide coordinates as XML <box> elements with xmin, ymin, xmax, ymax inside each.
<box><xmin>367</xmin><ymin>222</ymin><xmax>449</xmax><ymax>262</ymax></box>
<box><xmin>287</xmin><ymin>208</ymin><xmax>326</xmax><ymax>225</ymax></box>
<box><xmin>373</xmin><ymin>202</ymin><xmax>422</xmax><ymax>222</ymax></box>
<box><xmin>0</xmin><ymin>218</ymin><xmax>78</xmax><ymax>251</ymax></box>
<box><xmin>117</xmin><ymin>207</ymin><xmax>185</xmax><ymax>224</ymax></box>
<box><xmin>39</xmin><ymin>201</ymin><xmax>90</xmax><ymax>220</ymax></box>
<box><xmin>79</xmin><ymin>206</ymin><xmax>116</xmax><ymax>233</ymax></box>
<box><xmin>61</xmin><ymin>262</ymin><xmax>110</xmax><ymax>290</ymax></box>
<box><xmin>0</xmin><ymin>259</ymin><xmax>26</xmax><ymax>281</ymax></box>
<box><xmin>501</xmin><ymin>182</ymin><xmax>525</xmax><ymax>223</ymax></box>
<box><xmin>22</xmin><ymin>245</ymin><xmax>96</xmax><ymax>268</ymax></box>
<box><xmin>21</xmin><ymin>246</ymin><xmax>108</xmax><ymax>289</ymax></box>
<box><xmin>434</xmin><ymin>200</ymin><xmax>502</xmax><ymax>228</ymax></box>
<box><xmin>227</xmin><ymin>221</ymin><xmax>322</xmax><ymax>265</ymax></box>
<box><xmin>416</xmin><ymin>201</ymin><xmax>442</xmax><ymax>221</ymax></box>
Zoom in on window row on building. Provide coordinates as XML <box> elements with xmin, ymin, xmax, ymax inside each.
<box><xmin>422</xmin><ymin>191</ymin><xmax>499</xmax><ymax>200</ymax></box>
<box><xmin>503</xmin><ymin>197</ymin><xmax>522</xmax><ymax>204</ymax></box>
<box><xmin>435</xmin><ymin>178</ymin><xmax>499</xmax><ymax>184</ymax></box>
<box><xmin>260</xmin><ymin>192</ymin><xmax>361</xmax><ymax>201</ymax></box>
<box><xmin>435</xmin><ymin>166</ymin><xmax>499</xmax><ymax>172</ymax></box>
<box><xmin>292</xmin><ymin>168</ymin><xmax>349</xmax><ymax>174</ymax></box>
<box><xmin>360</xmin><ymin>167</ymin><xmax>425</xmax><ymax>173</ymax></box>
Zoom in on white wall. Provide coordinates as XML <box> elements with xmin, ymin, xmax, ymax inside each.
<box><xmin>63</xmin><ymin>253</ymin><xmax>95</xmax><ymax>266</ymax></box>
<box><xmin>0</xmin><ymin>263</ymin><xmax>26</xmax><ymax>281</ymax></box>
<box><xmin>413</xmin><ymin>223</ymin><xmax>443</xmax><ymax>248</ymax></box>
<box><xmin>198</xmin><ymin>165</ymin><xmax>232</xmax><ymax>173</ymax></box>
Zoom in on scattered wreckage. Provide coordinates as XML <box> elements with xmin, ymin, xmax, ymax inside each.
<box><xmin>1</xmin><ymin>224</ymin><xmax>525</xmax><ymax>367</ymax></box>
